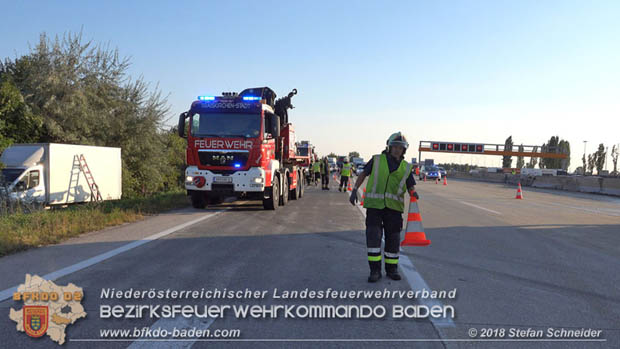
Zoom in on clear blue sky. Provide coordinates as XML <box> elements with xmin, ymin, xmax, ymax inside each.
<box><xmin>2</xmin><ymin>0</ymin><xmax>619</xmax><ymax>170</ymax></box>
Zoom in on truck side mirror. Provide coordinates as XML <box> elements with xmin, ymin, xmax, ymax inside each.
<box><xmin>178</xmin><ymin>112</ymin><xmax>188</xmax><ymax>138</ymax></box>
<box><xmin>269</xmin><ymin>113</ymin><xmax>280</xmax><ymax>137</ymax></box>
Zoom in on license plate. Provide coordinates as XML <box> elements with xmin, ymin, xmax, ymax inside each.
<box><xmin>213</xmin><ymin>176</ymin><xmax>232</xmax><ymax>183</ymax></box>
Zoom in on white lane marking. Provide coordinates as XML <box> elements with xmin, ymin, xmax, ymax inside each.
<box><xmin>128</xmin><ymin>316</ymin><xmax>215</xmax><ymax>349</ymax></box>
<box><xmin>457</xmin><ymin>200</ymin><xmax>502</xmax><ymax>215</ymax></box>
<box><xmin>344</xmin><ymin>184</ymin><xmax>455</xmax><ymax>329</ymax></box>
<box><xmin>526</xmin><ymin>201</ymin><xmax>620</xmax><ymax>217</ymax></box>
<box><xmin>0</xmin><ymin>210</ymin><xmax>225</xmax><ymax>302</ymax></box>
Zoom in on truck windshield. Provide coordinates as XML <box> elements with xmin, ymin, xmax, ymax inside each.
<box><xmin>1</xmin><ymin>168</ymin><xmax>24</xmax><ymax>185</ymax></box>
<box><xmin>297</xmin><ymin>148</ymin><xmax>309</xmax><ymax>156</ymax></box>
<box><xmin>191</xmin><ymin>112</ymin><xmax>260</xmax><ymax>138</ymax></box>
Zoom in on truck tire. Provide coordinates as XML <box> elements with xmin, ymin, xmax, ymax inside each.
<box><xmin>280</xmin><ymin>175</ymin><xmax>289</xmax><ymax>206</ymax></box>
<box><xmin>190</xmin><ymin>191</ymin><xmax>207</xmax><ymax>209</ymax></box>
<box><xmin>263</xmin><ymin>177</ymin><xmax>279</xmax><ymax>210</ymax></box>
<box><xmin>298</xmin><ymin>172</ymin><xmax>304</xmax><ymax>198</ymax></box>
<box><xmin>290</xmin><ymin>174</ymin><xmax>300</xmax><ymax>200</ymax></box>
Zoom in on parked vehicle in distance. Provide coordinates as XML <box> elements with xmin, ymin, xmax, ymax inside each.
<box><xmin>419</xmin><ymin>165</ymin><xmax>442</xmax><ymax>180</ymax></box>
<box><xmin>437</xmin><ymin>166</ymin><xmax>447</xmax><ymax>177</ymax></box>
<box><xmin>355</xmin><ymin>162</ymin><xmax>366</xmax><ymax>176</ymax></box>
<box><xmin>327</xmin><ymin>157</ymin><xmax>338</xmax><ymax>172</ymax></box>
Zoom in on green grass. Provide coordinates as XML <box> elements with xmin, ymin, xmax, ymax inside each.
<box><xmin>0</xmin><ymin>191</ymin><xmax>189</xmax><ymax>257</ymax></box>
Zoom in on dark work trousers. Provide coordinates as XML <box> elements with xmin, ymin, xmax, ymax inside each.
<box><xmin>365</xmin><ymin>208</ymin><xmax>403</xmax><ymax>273</ymax></box>
<box><xmin>339</xmin><ymin>175</ymin><xmax>349</xmax><ymax>190</ymax></box>
<box><xmin>314</xmin><ymin>172</ymin><xmax>321</xmax><ymax>185</ymax></box>
<box><xmin>321</xmin><ymin>172</ymin><xmax>329</xmax><ymax>188</ymax></box>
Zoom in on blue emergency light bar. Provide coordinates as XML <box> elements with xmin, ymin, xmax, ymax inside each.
<box><xmin>198</xmin><ymin>96</ymin><xmax>215</xmax><ymax>101</ymax></box>
<box><xmin>234</xmin><ymin>163</ymin><xmax>241</xmax><ymax>168</ymax></box>
<box><xmin>242</xmin><ymin>96</ymin><xmax>261</xmax><ymax>101</ymax></box>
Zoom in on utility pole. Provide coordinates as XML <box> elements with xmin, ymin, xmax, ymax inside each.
<box><xmin>583</xmin><ymin>140</ymin><xmax>588</xmax><ymax>175</ymax></box>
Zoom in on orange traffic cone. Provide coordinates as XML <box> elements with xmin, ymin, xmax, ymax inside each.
<box><xmin>435</xmin><ymin>178</ymin><xmax>438</xmax><ymax>184</ymax></box>
<box><xmin>347</xmin><ymin>179</ymin><xmax>352</xmax><ymax>192</ymax></box>
<box><xmin>443</xmin><ymin>177</ymin><xmax>447</xmax><ymax>186</ymax></box>
<box><xmin>401</xmin><ymin>191</ymin><xmax>431</xmax><ymax>246</ymax></box>
<box><xmin>423</xmin><ymin>175</ymin><xmax>427</xmax><ymax>182</ymax></box>
<box><xmin>360</xmin><ymin>188</ymin><xmax>366</xmax><ymax>206</ymax></box>
<box><xmin>515</xmin><ymin>182</ymin><xmax>524</xmax><ymax>199</ymax></box>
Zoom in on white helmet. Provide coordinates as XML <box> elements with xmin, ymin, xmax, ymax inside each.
<box><xmin>387</xmin><ymin>132</ymin><xmax>409</xmax><ymax>149</ymax></box>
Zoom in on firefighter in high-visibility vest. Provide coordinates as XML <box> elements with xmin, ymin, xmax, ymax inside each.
<box><xmin>349</xmin><ymin>132</ymin><xmax>419</xmax><ymax>282</ymax></box>
<box><xmin>321</xmin><ymin>157</ymin><xmax>330</xmax><ymax>190</ymax></box>
<box><xmin>312</xmin><ymin>159</ymin><xmax>321</xmax><ymax>186</ymax></box>
<box><xmin>338</xmin><ymin>158</ymin><xmax>353</xmax><ymax>192</ymax></box>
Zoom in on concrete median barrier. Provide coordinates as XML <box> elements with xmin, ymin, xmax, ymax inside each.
<box><xmin>451</xmin><ymin>171</ymin><xmax>620</xmax><ymax>197</ymax></box>
<box><xmin>576</xmin><ymin>176</ymin><xmax>604</xmax><ymax>194</ymax></box>
<box><xmin>530</xmin><ymin>175</ymin><xmax>563</xmax><ymax>190</ymax></box>
<box><xmin>601</xmin><ymin>177</ymin><xmax>620</xmax><ymax>196</ymax></box>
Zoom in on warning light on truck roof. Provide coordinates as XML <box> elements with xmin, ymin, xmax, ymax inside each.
<box><xmin>198</xmin><ymin>96</ymin><xmax>215</xmax><ymax>101</ymax></box>
<box><xmin>242</xmin><ymin>96</ymin><xmax>261</xmax><ymax>101</ymax></box>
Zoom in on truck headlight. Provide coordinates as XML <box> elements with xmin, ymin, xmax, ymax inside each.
<box><xmin>185</xmin><ymin>176</ymin><xmax>193</xmax><ymax>183</ymax></box>
<box><xmin>253</xmin><ymin>177</ymin><xmax>264</xmax><ymax>184</ymax></box>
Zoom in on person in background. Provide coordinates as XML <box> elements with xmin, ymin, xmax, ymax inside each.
<box><xmin>339</xmin><ymin>158</ymin><xmax>353</xmax><ymax>192</ymax></box>
<box><xmin>321</xmin><ymin>157</ymin><xmax>330</xmax><ymax>190</ymax></box>
<box><xmin>312</xmin><ymin>158</ymin><xmax>321</xmax><ymax>186</ymax></box>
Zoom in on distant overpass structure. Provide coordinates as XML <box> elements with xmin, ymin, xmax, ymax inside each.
<box><xmin>418</xmin><ymin>141</ymin><xmax>569</xmax><ymax>164</ymax></box>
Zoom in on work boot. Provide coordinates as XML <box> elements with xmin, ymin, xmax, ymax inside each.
<box><xmin>386</xmin><ymin>270</ymin><xmax>401</xmax><ymax>281</ymax></box>
<box><xmin>368</xmin><ymin>271</ymin><xmax>382</xmax><ymax>283</ymax></box>
<box><xmin>338</xmin><ymin>187</ymin><xmax>342</xmax><ymax>192</ymax></box>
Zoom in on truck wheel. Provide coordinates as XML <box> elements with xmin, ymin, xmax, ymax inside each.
<box><xmin>263</xmin><ymin>177</ymin><xmax>279</xmax><ymax>210</ymax></box>
<box><xmin>190</xmin><ymin>191</ymin><xmax>207</xmax><ymax>209</ymax></box>
<box><xmin>280</xmin><ymin>175</ymin><xmax>289</xmax><ymax>206</ymax></box>
<box><xmin>290</xmin><ymin>175</ymin><xmax>299</xmax><ymax>201</ymax></box>
<box><xmin>298</xmin><ymin>172</ymin><xmax>304</xmax><ymax>198</ymax></box>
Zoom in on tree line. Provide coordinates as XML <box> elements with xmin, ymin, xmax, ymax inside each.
<box><xmin>501</xmin><ymin>135</ymin><xmax>617</xmax><ymax>175</ymax></box>
<box><xmin>577</xmin><ymin>143</ymin><xmax>619</xmax><ymax>176</ymax></box>
<box><xmin>0</xmin><ymin>32</ymin><xmax>185</xmax><ymax>197</ymax></box>
<box><xmin>502</xmin><ymin>135</ymin><xmax>571</xmax><ymax>170</ymax></box>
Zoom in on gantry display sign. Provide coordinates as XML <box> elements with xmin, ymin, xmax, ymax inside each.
<box><xmin>418</xmin><ymin>141</ymin><xmax>569</xmax><ymax>161</ymax></box>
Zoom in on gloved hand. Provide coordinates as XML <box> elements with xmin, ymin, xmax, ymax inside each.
<box><xmin>349</xmin><ymin>190</ymin><xmax>358</xmax><ymax>205</ymax></box>
<box><xmin>410</xmin><ymin>190</ymin><xmax>420</xmax><ymax>200</ymax></box>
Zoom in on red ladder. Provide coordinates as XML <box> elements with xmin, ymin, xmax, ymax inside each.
<box><xmin>78</xmin><ymin>154</ymin><xmax>103</xmax><ymax>202</ymax></box>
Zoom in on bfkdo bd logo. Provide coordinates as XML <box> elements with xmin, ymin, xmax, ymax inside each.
<box><xmin>23</xmin><ymin>305</ymin><xmax>49</xmax><ymax>337</ymax></box>
<box><xmin>9</xmin><ymin>274</ymin><xmax>87</xmax><ymax>345</ymax></box>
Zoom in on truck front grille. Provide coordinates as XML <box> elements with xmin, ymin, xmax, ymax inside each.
<box><xmin>198</xmin><ymin>150</ymin><xmax>249</xmax><ymax>168</ymax></box>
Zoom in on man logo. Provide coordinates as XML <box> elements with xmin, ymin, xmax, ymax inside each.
<box><xmin>213</xmin><ymin>154</ymin><xmax>233</xmax><ymax>165</ymax></box>
<box><xmin>23</xmin><ymin>306</ymin><xmax>48</xmax><ymax>338</ymax></box>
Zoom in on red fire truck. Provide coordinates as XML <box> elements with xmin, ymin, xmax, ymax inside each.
<box><xmin>178</xmin><ymin>87</ymin><xmax>306</xmax><ymax>210</ymax></box>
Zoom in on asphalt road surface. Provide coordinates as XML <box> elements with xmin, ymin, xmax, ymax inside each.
<box><xmin>1</xmin><ymin>176</ymin><xmax>619</xmax><ymax>348</ymax></box>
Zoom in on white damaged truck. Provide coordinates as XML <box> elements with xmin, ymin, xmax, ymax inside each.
<box><xmin>0</xmin><ymin>143</ymin><xmax>122</xmax><ymax>205</ymax></box>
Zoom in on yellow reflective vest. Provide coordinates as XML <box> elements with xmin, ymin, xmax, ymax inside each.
<box><xmin>341</xmin><ymin>163</ymin><xmax>352</xmax><ymax>177</ymax></box>
<box><xmin>363</xmin><ymin>154</ymin><xmax>412</xmax><ymax>212</ymax></box>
